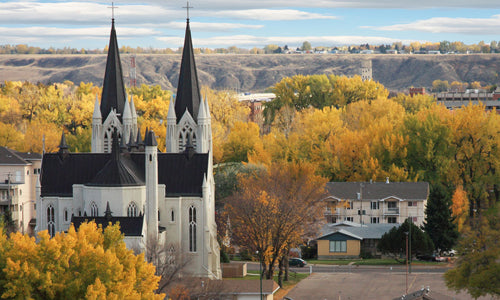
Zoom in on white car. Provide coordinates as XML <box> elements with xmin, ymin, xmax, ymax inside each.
<box><xmin>442</xmin><ymin>249</ymin><xmax>457</xmax><ymax>257</ymax></box>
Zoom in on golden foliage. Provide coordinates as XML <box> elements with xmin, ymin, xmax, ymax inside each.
<box><xmin>451</xmin><ymin>186</ymin><xmax>469</xmax><ymax>232</ymax></box>
<box><xmin>0</xmin><ymin>221</ymin><xmax>164</xmax><ymax>299</ymax></box>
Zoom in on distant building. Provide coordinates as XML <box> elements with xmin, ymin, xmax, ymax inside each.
<box><xmin>0</xmin><ymin>147</ymin><xmax>41</xmax><ymax>235</ymax></box>
<box><xmin>435</xmin><ymin>89</ymin><xmax>500</xmax><ymax>112</ymax></box>
<box><xmin>409</xmin><ymin>87</ymin><xmax>426</xmax><ymax>97</ymax></box>
<box><xmin>361</xmin><ymin>60</ymin><xmax>373</xmax><ymax>81</ymax></box>
<box><xmin>238</xmin><ymin>93</ymin><xmax>275</xmax><ymax>125</ymax></box>
<box><xmin>322</xmin><ymin>180</ymin><xmax>429</xmax><ymax>227</ymax></box>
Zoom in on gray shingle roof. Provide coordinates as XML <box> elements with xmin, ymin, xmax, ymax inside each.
<box><xmin>0</xmin><ymin>147</ymin><xmax>40</xmax><ymax>165</ymax></box>
<box><xmin>325</xmin><ymin>182</ymin><xmax>429</xmax><ymax>201</ymax></box>
<box><xmin>318</xmin><ymin>223</ymin><xmax>398</xmax><ymax>240</ymax></box>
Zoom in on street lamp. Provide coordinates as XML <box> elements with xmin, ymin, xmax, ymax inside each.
<box><xmin>404</xmin><ymin>231</ymin><xmax>409</xmax><ymax>295</ymax></box>
<box><xmin>256</xmin><ymin>251</ymin><xmax>262</xmax><ymax>300</ymax></box>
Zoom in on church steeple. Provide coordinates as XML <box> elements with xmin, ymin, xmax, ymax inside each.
<box><xmin>174</xmin><ymin>19</ymin><xmax>201</xmax><ymax>123</ymax></box>
<box><xmin>100</xmin><ymin>18</ymin><xmax>126</xmax><ymax>121</ymax></box>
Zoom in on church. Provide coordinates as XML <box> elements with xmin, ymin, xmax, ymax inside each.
<box><xmin>36</xmin><ymin>16</ymin><xmax>221</xmax><ymax>279</ymax></box>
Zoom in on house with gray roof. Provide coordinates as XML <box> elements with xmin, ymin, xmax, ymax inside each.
<box><xmin>316</xmin><ymin>222</ymin><xmax>398</xmax><ymax>259</ymax></box>
<box><xmin>323</xmin><ymin>179</ymin><xmax>429</xmax><ymax>227</ymax></box>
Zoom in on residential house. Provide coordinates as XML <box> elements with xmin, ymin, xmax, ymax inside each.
<box><xmin>0</xmin><ymin>146</ymin><xmax>41</xmax><ymax>235</ymax></box>
<box><xmin>316</xmin><ymin>222</ymin><xmax>397</xmax><ymax>259</ymax></box>
<box><xmin>323</xmin><ymin>180</ymin><xmax>429</xmax><ymax>227</ymax></box>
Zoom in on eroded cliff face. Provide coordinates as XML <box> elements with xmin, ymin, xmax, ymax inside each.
<box><xmin>1</xmin><ymin>54</ymin><xmax>499</xmax><ymax>92</ymax></box>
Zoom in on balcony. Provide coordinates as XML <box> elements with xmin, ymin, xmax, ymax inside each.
<box><xmin>324</xmin><ymin>208</ymin><xmax>340</xmax><ymax>216</ymax></box>
<box><xmin>383</xmin><ymin>207</ymin><xmax>399</xmax><ymax>216</ymax></box>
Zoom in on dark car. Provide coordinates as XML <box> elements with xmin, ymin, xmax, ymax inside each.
<box><xmin>289</xmin><ymin>258</ymin><xmax>307</xmax><ymax>267</ymax></box>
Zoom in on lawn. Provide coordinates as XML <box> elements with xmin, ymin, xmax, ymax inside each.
<box><xmin>231</xmin><ymin>270</ymin><xmax>309</xmax><ymax>289</ymax></box>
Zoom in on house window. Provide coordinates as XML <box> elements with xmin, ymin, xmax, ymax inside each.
<box><xmin>407</xmin><ymin>216</ymin><xmax>418</xmax><ymax>223</ymax></box>
<box><xmin>64</xmin><ymin>208</ymin><xmax>69</xmax><ymax>223</ymax></box>
<box><xmin>329</xmin><ymin>240</ymin><xmax>347</xmax><ymax>253</ymax></box>
<box><xmin>344</xmin><ymin>217</ymin><xmax>353</xmax><ymax>222</ymax></box>
<box><xmin>408</xmin><ymin>201</ymin><xmax>417</xmax><ymax>207</ymax></box>
<box><xmin>371</xmin><ymin>217</ymin><xmax>380</xmax><ymax>224</ymax></box>
<box><xmin>170</xmin><ymin>209</ymin><xmax>175</xmax><ymax>222</ymax></box>
<box><xmin>189</xmin><ymin>206</ymin><xmax>197</xmax><ymax>252</ymax></box>
<box><xmin>127</xmin><ymin>202</ymin><xmax>138</xmax><ymax>217</ymax></box>
<box><xmin>371</xmin><ymin>201</ymin><xmax>379</xmax><ymax>210</ymax></box>
<box><xmin>47</xmin><ymin>205</ymin><xmax>55</xmax><ymax>237</ymax></box>
<box><xmin>387</xmin><ymin>201</ymin><xmax>397</xmax><ymax>209</ymax></box>
<box><xmin>388</xmin><ymin>217</ymin><xmax>397</xmax><ymax>223</ymax></box>
<box><xmin>346</xmin><ymin>201</ymin><xmax>354</xmax><ymax>210</ymax></box>
<box><xmin>90</xmin><ymin>202</ymin><xmax>98</xmax><ymax>217</ymax></box>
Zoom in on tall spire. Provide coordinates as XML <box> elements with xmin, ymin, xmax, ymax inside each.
<box><xmin>100</xmin><ymin>17</ymin><xmax>126</xmax><ymax>121</ymax></box>
<box><xmin>174</xmin><ymin>17</ymin><xmax>201</xmax><ymax>123</ymax></box>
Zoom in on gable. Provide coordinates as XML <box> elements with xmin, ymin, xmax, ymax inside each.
<box><xmin>318</xmin><ymin>231</ymin><xmax>362</xmax><ymax>241</ymax></box>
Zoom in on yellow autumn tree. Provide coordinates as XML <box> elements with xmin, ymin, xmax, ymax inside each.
<box><xmin>451</xmin><ymin>185</ymin><xmax>469</xmax><ymax>232</ymax></box>
<box><xmin>0</xmin><ymin>221</ymin><xmax>164</xmax><ymax>299</ymax></box>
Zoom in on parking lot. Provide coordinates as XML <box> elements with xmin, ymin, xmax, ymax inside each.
<box><xmin>284</xmin><ymin>271</ymin><xmax>490</xmax><ymax>300</ymax></box>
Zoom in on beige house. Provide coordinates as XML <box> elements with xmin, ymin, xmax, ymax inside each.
<box><xmin>0</xmin><ymin>147</ymin><xmax>41</xmax><ymax>235</ymax></box>
<box><xmin>317</xmin><ymin>222</ymin><xmax>397</xmax><ymax>259</ymax></box>
<box><xmin>323</xmin><ymin>180</ymin><xmax>429</xmax><ymax>227</ymax></box>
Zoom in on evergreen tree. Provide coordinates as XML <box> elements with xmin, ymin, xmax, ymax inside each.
<box><xmin>0</xmin><ymin>209</ymin><xmax>17</xmax><ymax>235</ymax></box>
<box><xmin>378</xmin><ymin>219</ymin><xmax>434</xmax><ymax>262</ymax></box>
<box><xmin>423</xmin><ymin>184</ymin><xmax>459</xmax><ymax>253</ymax></box>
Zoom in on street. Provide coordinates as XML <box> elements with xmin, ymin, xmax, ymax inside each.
<box><xmin>246</xmin><ymin>262</ymin><xmax>450</xmax><ymax>274</ymax></box>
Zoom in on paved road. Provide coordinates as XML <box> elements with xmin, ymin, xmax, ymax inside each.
<box><xmin>246</xmin><ymin>262</ymin><xmax>450</xmax><ymax>274</ymax></box>
<box><xmin>284</xmin><ymin>272</ymin><xmax>489</xmax><ymax>300</ymax></box>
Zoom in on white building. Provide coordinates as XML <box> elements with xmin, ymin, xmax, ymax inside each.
<box><xmin>323</xmin><ymin>180</ymin><xmax>429</xmax><ymax>227</ymax></box>
<box><xmin>36</xmin><ymin>18</ymin><xmax>221</xmax><ymax>279</ymax></box>
<box><xmin>0</xmin><ymin>147</ymin><xmax>41</xmax><ymax>235</ymax></box>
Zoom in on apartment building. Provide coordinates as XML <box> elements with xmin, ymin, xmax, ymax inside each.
<box><xmin>323</xmin><ymin>180</ymin><xmax>429</xmax><ymax>227</ymax></box>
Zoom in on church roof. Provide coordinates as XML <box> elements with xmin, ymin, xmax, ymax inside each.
<box><xmin>129</xmin><ymin>152</ymin><xmax>208</xmax><ymax>196</ymax></box>
<box><xmin>100</xmin><ymin>19</ymin><xmax>126</xmax><ymax>121</ymax></box>
<box><xmin>71</xmin><ymin>215</ymin><xmax>144</xmax><ymax>237</ymax></box>
<box><xmin>174</xmin><ymin>20</ymin><xmax>201</xmax><ymax>123</ymax></box>
<box><xmin>40</xmin><ymin>152</ymin><xmax>209</xmax><ymax>197</ymax></box>
<box><xmin>87</xmin><ymin>131</ymin><xmax>144</xmax><ymax>187</ymax></box>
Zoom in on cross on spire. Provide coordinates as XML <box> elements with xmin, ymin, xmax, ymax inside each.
<box><xmin>183</xmin><ymin>1</ymin><xmax>193</xmax><ymax>21</ymax></box>
<box><xmin>108</xmin><ymin>2</ymin><xmax>118</xmax><ymax>21</ymax></box>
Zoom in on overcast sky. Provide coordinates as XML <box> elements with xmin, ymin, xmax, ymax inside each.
<box><xmin>1</xmin><ymin>0</ymin><xmax>500</xmax><ymax>49</ymax></box>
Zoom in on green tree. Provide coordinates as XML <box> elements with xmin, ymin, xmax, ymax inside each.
<box><xmin>301</xmin><ymin>41</ymin><xmax>312</xmax><ymax>51</ymax></box>
<box><xmin>377</xmin><ymin>219</ymin><xmax>435</xmax><ymax>262</ymax></box>
<box><xmin>444</xmin><ymin>204</ymin><xmax>500</xmax><ymax>299</ymax></box>
<box><xmin>423</xmin><ymin>184</ymin><xmax>459</xmax><ymax>253</ymax></box>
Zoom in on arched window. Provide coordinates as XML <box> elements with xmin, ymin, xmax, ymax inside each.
<box><xmin>64</xmin><ymin>208</ymin><xmax>69</xmax><ymax>222</ymax></box>
<box><xmin>189</xmin><ymin>206</ymin><xmax>197</xmax><ymax>252</ymax></box>
<box><xmin>47</xmin><ymin>205</ymin><xmax>55</xmax><ymax>237</ymax></box>
<box><xmin>90</xmin><ymin>202</ymin><xmax>98</xmax><ymax>217</ymax></box>
<box><xmin>127</xmin><ymin>202</ymin><xmax>138</xmax><ymax>217</ymax></box>
<box><xmin>170</xmin><ymin>209</ymin><xmax>175</xmax><ymax>222</ymax></box>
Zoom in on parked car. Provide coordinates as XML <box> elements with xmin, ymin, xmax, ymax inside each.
<box><xmin>441</xmin><ymin>249</ymin><xmax>457</xmax><ymax>257</ymax></box>
<box><xmin>416</xmin><ymin>253</ymin><xmax>447</xmax><ymax>262</ymax></box>
<box><xmin>289</xmin><ymin>258</ymin><xmax>307</xmax><ymax>267</ymax></box>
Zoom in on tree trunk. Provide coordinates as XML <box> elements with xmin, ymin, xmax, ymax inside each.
<box><xmin>277</xmin><ymin>258</ymin><xmax>284</xmax><ymax>287</ymax></box>
<box><xmin>284</xmin><ymin>255</ymin><xmax>289</xmax><ymax>281</ymax></box>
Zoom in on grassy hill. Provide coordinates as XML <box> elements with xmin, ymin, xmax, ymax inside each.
<box><xmin>1</xmin><ymin>54</ymin><xmax>499</xmax><ymax>92</ymax></box>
